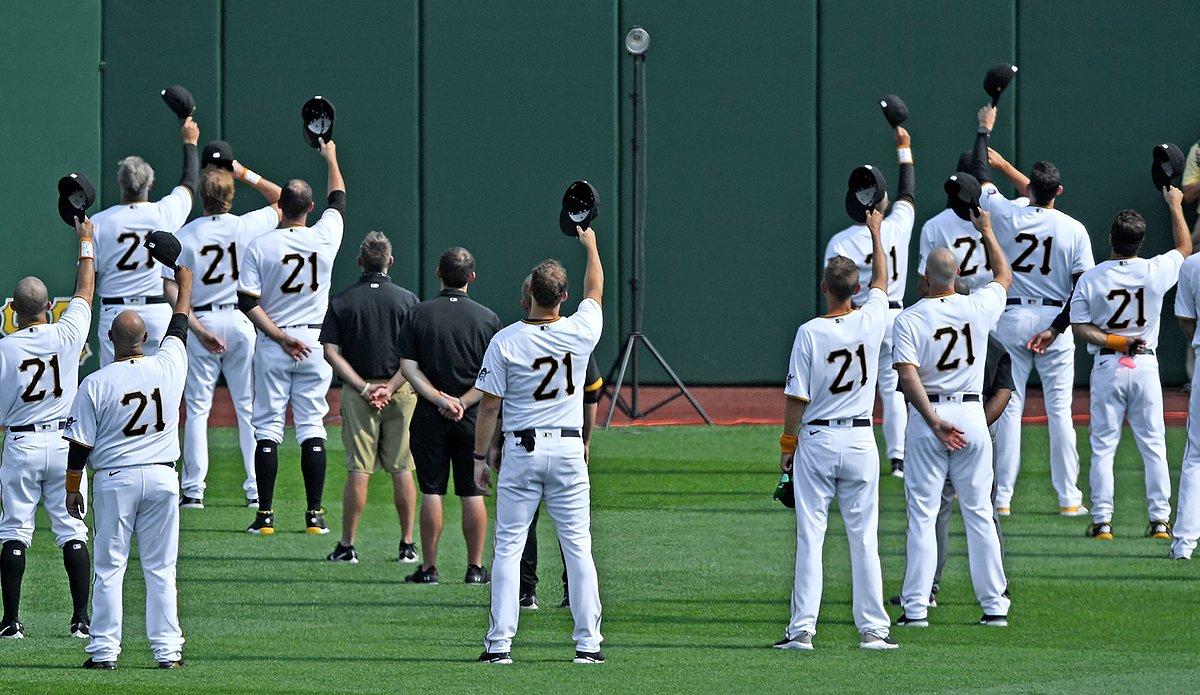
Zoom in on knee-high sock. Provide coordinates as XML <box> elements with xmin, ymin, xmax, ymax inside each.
<box><xmin>255</xmin><ymin>440</ymin><xmax>280</xmax><ymax>511</ymax></box>
<box><xmin>62</xmin><ymin>540</ymin><xmax>90</xmax><ymax>620</ymax></box>
<box><xmin>1</xmin><ymin>540</ymin><xmax>26</xmax><ymax>621</ymax></box>
<box><xmin>301</xmin><ymin>438</ymin><xmax>327</xmax><ymax>511</ymax></box>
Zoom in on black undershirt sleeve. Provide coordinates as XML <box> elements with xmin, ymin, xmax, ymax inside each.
<box><xmin>327</xmin><ymin>190</ymin><xmax>346</xmax><ymax>214</ymax></box>
<box><xmin>974</xmin><ymin>128</ymin><xmax>993</xmax><ymax>183</ymax></box>
<box><xmin>165</xmin><ymin>313</ymin><xmax>188</xmax><ymax>345</ymax></box>
<box><xmin>238</xmin><ymin>292</ymin><xmax>260</xmax><ymax>314</ymax></box>
<box><xmin>179</xmin><ymin>143</ymin><xmax>199</xmax><ymax>194</ymax></box>
<box><xmin>1050</xmin><ymin>272</ymin><xmax>1083</xmax><ymax>334</ymax></box>
<box><xmin>67</xmin><ymin>442</ymin><xmax>91</xmax><ymax>472</ymax></box>
<box><xmin>896</xmin><ymin>162</ymin><xmax>915</xmax><ymax>205</ymax></box>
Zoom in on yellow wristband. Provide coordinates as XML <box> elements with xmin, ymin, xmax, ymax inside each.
<box><xmin>66</xmin><ymin>470</ymin><xmax>83</xmax><ymax>494</ymax></box>
<box><xmin>1104</xmin><ymin>333</ymin><xmax>1129</xmax><ymax>352</ymax></box>
<box><xmin>780</xmin><ymin>433</ymin><xmax>798</xmax><ymax>455</ymax></box>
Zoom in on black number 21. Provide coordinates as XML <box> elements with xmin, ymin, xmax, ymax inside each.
<box><xmin>531</xmin><ymin>354</ymin><xmax>576</xmax><ymax>401</ymax></box>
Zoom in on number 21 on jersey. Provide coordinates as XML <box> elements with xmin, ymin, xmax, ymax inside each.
<box><xmin>531</xmin><ymin>353</ymin><xmax>576</xmax><ymax>400</ymax></box>
<box><xmin>827</xmin><ymin>344</ymin><xmax>867</xmax><ymax>394</ymax></box>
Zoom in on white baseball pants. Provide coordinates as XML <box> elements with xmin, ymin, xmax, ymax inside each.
<box><xmin>181</xmin><ymin>307</ymin><xmax>257</xmax><ymax>499</ymax></box>
<box><xmin>87</xmin><ymin>465</ymin><xmax>183</xmax><ymax>663</ymax></box>
<box><xmin>0</xmin><ymin>431</ymin><xmax>88</xmax><ymax>547</ymax></box>
<box><xmin>992</xmin><ymin>305</ymin><xmax>1083</xmax><ymax>509</ymax></box>
<box><xmin>902</xmin><ymin>400</ymin><xmax>1009</xmax><ymax>620</ymax></box>
<box><xmin>484</xmin><ymin>429</ymin><xmax>602</xmax><ymax>654</ymax></box>
<box><xmin>1087</xmin><ymin>353</ymin><xmax>1171</xmax><ymax>524</ymax></box>
<box><xmin>1172</xmin><ymin>346</ymin><xmax>1200</xmax><ymax>559</ymax></box>
<box><xmin>787</xmin><ymin>423</ymin><xmax>890</xmax><ymax>638</ymax></box>
<box><xmin>251</xmin><ymin>327</ymin><xmax>332</xmax><ymax>444</ymax></box>
<box><xmin>878</xmin><ymin>308</ymin><xmax>907</xmax><ymax>462</ymax></box>
<box><xmin>98</xmin><ymin>301</ymin><xmax>172</xmax><ymax>367</ymax></box>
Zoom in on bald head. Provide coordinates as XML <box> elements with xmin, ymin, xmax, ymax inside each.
<box><xmin>11</xmin><ymin>277</ymin><xmax>49</xmax><ymax>319</ymax></box>
<box><xmin>925</xmin><ymin>247</ymin><xmax>958</xmax><ymax>289</ymax></box>
<box><xmin>109</xmin><ymin>310</ymin><xmax>148</xmax><ymax>355</ymax></box>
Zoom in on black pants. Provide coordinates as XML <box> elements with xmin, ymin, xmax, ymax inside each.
<box><xmin>520</xmin><ymin>505</ymin><xmax>568</xmax><ymax>596</ymax></box>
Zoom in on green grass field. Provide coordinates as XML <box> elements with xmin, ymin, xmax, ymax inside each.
<box><xmin>2</xmin><ymin>425</ymin><xmax>1198</xmax><ymax>694</ymax></box>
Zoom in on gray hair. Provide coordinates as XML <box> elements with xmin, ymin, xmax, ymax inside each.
<box><xmin>359</xmin><ymin>231</ymin><xmax>391</xmax><ymax>273</ymax></box>
<box><xmin>11</xmin><ymin>277</ymin><xmax>48</xmax><ymax>317</ymax></box>
<box><xmin>117</xmin><ymin>156</ymin><xmax>154</xmax><ymax>200</ymax></box>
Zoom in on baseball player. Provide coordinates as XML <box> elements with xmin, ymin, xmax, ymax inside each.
<box><xmin>64</xmin><ymin>261</ymin><xmax>194</xmax><ymax>670</ymax></box>
<box><xmin>0</xmin><ymin>217</ymin><xmax>96</xmax><ymax>640</ymax></box>
<box><xmin>464</xmin><ymin>228</ymin><xmax>605</xmax><ymax>665</ymax></box>
<box><xmin>238</xmin><ymin>139</ymin><xmax>344</xmax><ymax>535</ymax></box>
<box><xmin>824</xmin><ymin>126</ymin><xmax>916</xmax><ymax>478</ymax></box>
<box><xmin>165</xmin><ymin>154</ymin><xmax>282</xmax><ymax>509</ymax></box>
<box><xmin>775</xmin><ymin>209</ymin><xmax>896</xmax><ymax>651</ymax></box>
<box><xmin>1173</xmin><ymin>230</ymin><xmax>1200</xmax><ymax>560</ymax></box>
<box><xmin>892</xmin><ymin>209</ymin><xmax>1011</xmax><ymax>628</ymax></box>
<box><xmin>92</xmin><ymin>116</ymin><xmax>199</xmax><ymax>366</ymax></box>
<box><xmin>975</xmin><ymin>104</ymin><xmax>1094</xmax><ymax>516</ymax></box>
<box><xmin>1069</xmin><ymin>188</ymin><xmax>1190</xmax><ymax>540</ymax></box>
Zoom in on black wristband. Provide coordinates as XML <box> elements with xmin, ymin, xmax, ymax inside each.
<box><xmin>472</xmin><ymin>452</ymin><xmax>487</xmax><ymax>461</ymax></box>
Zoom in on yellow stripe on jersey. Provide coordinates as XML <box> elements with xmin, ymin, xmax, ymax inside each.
<box><xmin>584</xmin><ymin>377</ymin><xmax>603</xmax><ymax>393</ymax></box>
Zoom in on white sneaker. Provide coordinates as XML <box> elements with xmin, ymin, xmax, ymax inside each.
<box><xmin>1059</xmin><ymin>505</ymin><xmax>1089</xmax><ymax>517</ymax></box>
<box><xmin>860</xmin><ymin>631</ymin><xmax>899</xmax><ymax>650</ymax></box>
<box><xmin>773</xmin><ymin>631</ymin><xmax>814</xmax><ymax>650</ymax></box>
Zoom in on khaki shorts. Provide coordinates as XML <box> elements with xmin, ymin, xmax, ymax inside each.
<box><xmin>341</xmin><ymin>381</ymin><xmax>417</xmax><ymax>474</ymax></box>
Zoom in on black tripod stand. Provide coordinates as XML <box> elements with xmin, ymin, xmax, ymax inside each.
<box><xmin>602</xmin><ymin>34</ymin><xmax>711</xmax><ymax>428</ymax></box>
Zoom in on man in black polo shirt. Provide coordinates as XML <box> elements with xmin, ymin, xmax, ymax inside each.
<box><xmin>398</xmin><ymin>247</ymin><xmax>501</xmax><ymax>584</ymax></box>
<box><xmin>320</xmin><ymin>232</ymin><xmax>420</xmax><ymax>564</ymax></box>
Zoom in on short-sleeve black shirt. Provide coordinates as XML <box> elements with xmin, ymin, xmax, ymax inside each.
<box><xmin>396</xmin><ymin>288</ymin><xmax>501</xmax><ymax>396</ymax></box>
<box><xmin>983</xmin><ymin>336</ymin><xmax>1014</xmax><ymax>400</ymax></box>
<box><xmin>320</xmin><ymin>272</ymin><xmax>419</xmax><ymax>380</ymax></box>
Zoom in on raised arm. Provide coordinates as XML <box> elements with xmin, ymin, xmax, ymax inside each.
<box><xmin>576</xmin><ymin>226</ymin><xmax>603</xmax><ymax>304</ymax></box>
<box><xmin>319</xmin><ymin>139</ymin><xmax>345</xmax><ymax>197</ymax></box>
<box><xmin>73</xmin><ymin>216</ymin><xmax>96</xmax><ymax>304</ymax></box>
<box><xmin>865</xmin><ymin>208</ymin><xmax>887</xmax><ymax>291</ymax></box>
<box><xmin>179</xmin><ymin>117</ymin><xmax>200</xmax><ymax>198</ymax></box>
<box><xmin>973</xmin><ymin>209</ymin><xmax>1011</xmax><ymax>290</ymax></box>
<box><xmin>988</xmin><ymin>147</ymin><xmax>1030</xmax><ymax>198</ymax></box>
<box><xmin>974</xmin><ymin>105</ymin><xmax>995</xmax><ymax>184</ymax></box>
<box><xmin>894</xmin><ymin>127</ymin><xmax>914</xmax><ymax>206</ymax></box>
<box><xmin>1164</xmin><ymin>185</ymin><xmax>1192</xmax><ymax>256</ymax></box>
<box><xmin>232</xmin><ymin>159</ymin><xmax>283</xmax><ymax>205</ymax></box>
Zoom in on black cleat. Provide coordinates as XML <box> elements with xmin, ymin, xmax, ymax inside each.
<box><xmin>178</xmin><ymin>495</ymin><xmax>204</xmax><ymax>509</ymax></box>
<box><xmin>247</xmin><ymin>510</ymin><xmax>274</xmax><ymax>535</ymax></box>
<box><xmin>305</xmin><ymin>508</ymin><xmax>330</xmax><ymax>535</ymax></box>
<box><xmin>561</xmin><ymin>594</ymin><xmax>570</xmax><ymax>608</ymax></box>
<box><xmin>405</xmin><ymin>565</ymin><xmax>439</xmax><ymax>584</ymax></box>
<box><xmin>157</xmin><ymin>659</ymin><xmax>185</xmax><ymax>669</ymax></box>
<box><xmin>397</xmin><ymin>541</ymin><xmax>419</xmax><ymax>564</ymax></box>
<box><xmin>326</xmin><ymin>543</ymin><xmax>359</xmax><ymax>563</ymax></box>
<box><xmin>246</xmin><ymin>497</ymin><xmax>259</xmax><ymax>509</ymax></box>
<box><xmin>478</xmin><ymin>650</ymin><xmax>512</xmax><ymax>664</ymax></box>
<box><xmin>890</xmin><ymin>458</ymin><xmax>904</xmax><ymax>478</ymax></box>
<box><xmin>70</xmin><ymin>618</ymin><xmax>90</xmax><ymax>639</ymax></box>
<box><xmin>0</xmin><ymin>619</ymin><xmax>24</xmax><ymax>639</ymax></box>
<box><xmin>82</xmin><ymin>658</ymin><xmax>117</xmax><ymax>670</ymax></box>
<box><xmin>1148</xmin><ymin>519</ymin><xmax>1171</xmax><ymax>539</ymax></box>
<box><xmin>895</xmin><ymin>613</ymin><xmax>929</xmax><ymax>627</ymax></box>
<box><xmin>519</xmin><ymin>592</ymin><xmax>539</xmax><ymax>610</ymax></box>
<box><xmin>573</xmin><ymin>649</ymin><xmax>605</xmax><ymax>664</ymax></box>
<box><xmin>980</xmin><ymin>614</ymin><xmax>1008</xmax><ymax>627</ymax></box>
<box><xmin>465</xmin><ymin>564</ymin><xmax>491</xmax><ymax>585</ymax></box>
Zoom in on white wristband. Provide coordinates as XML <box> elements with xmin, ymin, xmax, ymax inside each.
<box><xmin>240</xmin><ymin>168</ymin><xmax>262</xmax><ymax>186</ymax></box>
<box><xmin>79</xmin><ymin>239</ymin><xmax>95</xmax><ymax>260</ymax></box>
<box><xmin>360</xmin><ymin>383</ymin><xmax>372</xmax><ymax>397</ymax></box>
<box><xmin>897</xmin><ymin>147</ymin><xmax>913</xmax><ymax>165</ymax></box>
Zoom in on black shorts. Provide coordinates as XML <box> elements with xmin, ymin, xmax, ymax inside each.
<box><xmin>409</xmin><ymin>401</ymin><xmax>480</xmax><ymax>497</ymax></box>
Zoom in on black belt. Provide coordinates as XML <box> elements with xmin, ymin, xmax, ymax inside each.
<box><xmin>889</xmin><ymin>301</ymin><xmax>903</xmax><ymax>309</ymax></box>
<box><xmin>928</xmin><ymin>394</ymin><xmax>981</xmax><ymax>403</ymax></box>
<box><xmin>101</xmin><ymin>296</ymin><xmax>169</xmax><ymax>305</ymax></box>
<box><xmin>511</xmin><ymin>428</ymin><xmax>581</xmax><ymax>438</ymax></box>
<box><xmin>1101</xmin><ymin>348</ymin><xmax>1154</xmax><ymax>356</ymax></box>
<box><xmin>280</xmin><ymin>324</ymin><xmax>323</xmax><ymax>330</ymax></box>
<box><xmin>806</xmin><ymin>418</ymin><xmax>871</xmax><ymax>427</ymax></box>
<box><xmin>9</xmin><ymin>419</ymin><xmax>68</xmax><ymax>433</ymax></box>
<box><xmin>193</xmin><ymin>303</ymin><xmax>237</xmax><ymax>312</ymax></box>
<box><xmin>156</xmin><ymin>462</ymin><xmax>176</xmax><ymax>469</ymax></box>
<box><xmin>1006</xmin><ymin>298</ymin><xmax>1064</xmax><ymax>307</ymax></box>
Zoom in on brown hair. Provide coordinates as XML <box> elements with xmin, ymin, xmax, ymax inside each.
<box><xmin>823</xmin><ymin>256</ymin><xmax>860</xmax><ymax>302</ymax></box>
<box><xmin>200</xmin><ymin>165</ymin><xmax>235</xmax><ymax>214</ymax></box>
<box><xmin>530</xmin><ymin>259</ymin><xmax>568</xmax><ymax>308</ymax></box>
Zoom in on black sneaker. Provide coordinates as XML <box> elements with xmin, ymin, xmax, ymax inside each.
<box><xmin>980</xmin><ymin>614</ymin><xmax>1008</xmax><ymax>627</ymax></box>
<box><xmin>326</xmin><ymin>543</ymin><xmax>359</xmax><ymax>563</ymax></box>
<box><xmin>305</xmin><ymin>509</ymin><xmax>330</xmax><ymax>535</ymax></box>
<box><xmin>247</xmin><ymin>510</ymin><xmax>274</xmax><ymax>535</ymax></box>
<box><xmin>1087</xmin><ymin>521</ymin><xmax>1114</xmax><ymax>540</ymax></box>
<box><xmin>82</xmin><ymin>658</ymin><xmax>117</xmax><ymax>670</ymax></box>
<box><xmin>519</xmin><ymin>592</ymin><xmax>539</xmax><ymax>610</ymax></box>
<box><xmin>890</xmin><ymin>459</ymin><xmax>904</xmax><ymax>478</ymax></box>
<box><xmin>895</xmin><ymin>613</ymin><xmax>928</xmax><ymax>627</ymax></box>
<box><xmin>397</xmin><ymin>541</ymin><xmax>419</xmax><ymax>564</ymax></box>
<box><xmin>465</xmin><ymin>565</ymin><xmax>491</xmax><ymax>585</ymax></box>
<box><xmin>1148</xmin><ymin>519</ymin><xmax>1171</xmax><ymax>539</ymax></box>
<box><xmin>573</xmin><ymin>649</ymin><xmax>605</xmax><ymax>664</ymax></box>
<box><xmin>405</xmin><ymin>566</ymin><xmax>439</xmax><ymax>584</ymax></box>
<box><xmin>478</xmin><ymin>650</ymin><xmax>512</xmax><ymax>664</ymax></box>
<box><xmin>157</xmin><ymin>660</ymin><xmax>185</xmax><ymax>669</ymax></box>
<box><xmin>0</xmin><ymin>618</ymin><xmax>24</xmax><ymax>639</ymax></box>
<box><xmin>772</xmin><ymin>633</ymin><xmax>813</xmax><ymax>651</ymax></box>
<box><xmin>70</xmin><ymin>617</ymin><xmax>90</xmax><ymax>638</ymax></box>
<box><xmin>179</xmin><ymin>495</ymin><xmax>204</xmax><ymax>509</ymax></box>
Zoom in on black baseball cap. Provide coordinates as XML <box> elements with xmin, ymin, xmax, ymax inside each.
<box><xmin>161</xmin><ymin>85</ymin><xmax>196</xmax><ymax>119</ymax></box>
<box><xmin>302</xmin><ymin>96</ymin><xmax>336</xmax><ymax>148</ymax></box>
<box><xmin>201</xmin><ymin>140</ymin><xmax>234</xmax><ymax>170</ymax></box>
<box><xmin>57</xmin><ymin>171</ymin><xmax>96</xmax><ymax>227</ymax></box>
<box><xmin>879</xmin><ymin>94</ymin><xmax>908</xmax><ymax>129</ymax></box>
<box><xmin>844</xmin><ymin>165</ymin><xmax>886</xmax><ymax>224</ymax></box>
<box><xmin>559</xmin><ymin>180</ymin><xmax>599</xmax><ymax>237</ymax></box>
<box><xmin>144</xmin><ymin>230</ymin><xmax>182</xmax><ymax>268</ymax></box>
<box><xmin>984</xmin><ymin>63</ymin><xmax>1018</xmax><ymax>106</ymax></box>
<box><xmin>944</xmin><ymin>172</ymin><xmax>982</xmax><ymax>221</ymax></box>
<box><xmin>1151</xmin><ymin>143</ymin><xmax>1185</xmax><ymax>191</ymax></box>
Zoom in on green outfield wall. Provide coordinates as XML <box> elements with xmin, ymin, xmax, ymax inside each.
<box><xmin>2</xmin><ymin>1</ymin><xmax>1198</xmax><ymax>386</ymax></box>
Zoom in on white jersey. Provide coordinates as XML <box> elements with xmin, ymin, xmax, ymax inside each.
<box><xmin>0</xmin><ymin>298</ymin><xmax>91</xmax><ymax>427</ymax></box>
<box><xmin>91</xmin><ymin>187</ymin><xmax>193</xmax><ymax>298</ymax></box>
<box><xmin>475</xmin><ymin>298</ymin><xmax>602</xmax><ymax>431</ymax></box>
<box><xmin>1070</xmin><ymin>251</ymin><xmax>1184</xmax><ymax>354</ymax></box>
<box><xmin>164</xmin><ymin>206</ymin><xmax>279</xmax><ymax>307</ymax></box>
<box><xmin>824</xmin><ymin>200</ymin><xmax>915</xmax><ymax>305</ymax></box>
<box><xmin>916</xmin><ymin>205</ymin><xmax>1023</xmax><ymax>290</ymax></box>
<box><xmin>892</xmin><ymin>282</ymin><xmax>1007</xmax><ymax>395</ymax></box>
<box><xmin>238</xmin><ymin>208</ymin><xmax>344</xmax><ymax>327</ymax></box>
<box><xmin>785</xmin><ymin>287</ymin><xmax>888</xmax><ymax>421</ymax></box>
<box><xmin>980</xmin><ymin>182</ymin><xmax>1093</xmax><ymax>301</ymax></box>
<box><xmin>64</xmin><ymin>334</ymin><xmax>187</xmax><ymax>470</ymax></box>
<box><xmin>1175</xmin><ymin>254</ymin><xmax>1200</xmax><ymax>349</ymax></box>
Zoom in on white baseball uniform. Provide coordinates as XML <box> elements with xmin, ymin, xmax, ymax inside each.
<box><xmin>476</xmin><ymin>297</ymin><xmax>604</xmax><ymax>655</ymax></box>
<box><xmin>825</xmin><ymin>199</ymin><xmax>915</xmax><ymax>464</ymax></box>
<box><xmin>167</xmin><ymin>206</ymin><xmax>279</xmax><ymax>501</ymax></box>
<box><xmin>91</xmin><ymin>186</ymin><xmax>193</xmax><ymax>366</ymax></box>
<box><xmin>1173</xmin><ymin>254</ymin><xmax>1200</xmax><ymax>559</ymax></box>
<box><xmin>238</xmin><ymin>208</ymin><xmax>343</xmax><ymax>445</ymax></box>
<box><xmin>64</xmin><ymin>325</ymin><xmax>188</xmax><ymax>664</ymax></box>
<box><xmin>916</xmin><ymin>203</ymin><xmax>1025</xmax><ymax>291</ymax></box>
<box><xmin>892</xmin><ymin>282</ymin><xmax>1010</xmax><ymax>620</ymax></box>
<box><xmin>1071</xmin><ymin>251</ymin><xmax>1182</xmax><ymax>526</ymax></box>
<box><xmin>782</xmin><ymin>286</ymin><xmax>891</xmax><ymax>640</ymax></box>
<box><xmin>980</xmin><ymin>182</ymin><xmax>1094</xmax><ymax>510</ymax></box>
<box><xmin>0</xmin><ymin>298</ymin><xmax>91</xmax><ymax>549</ymax></box>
